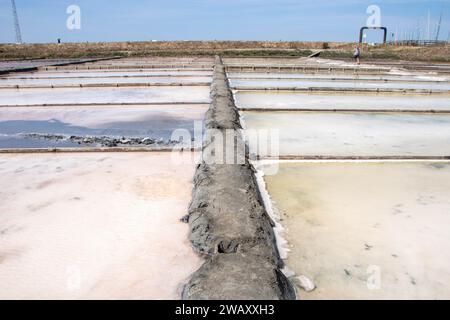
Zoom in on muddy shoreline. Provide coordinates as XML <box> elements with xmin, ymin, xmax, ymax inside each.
<box><xmin>20</xmin><ymin>133</ymin><xmax>180</xmax><ymax>148</ymax></box>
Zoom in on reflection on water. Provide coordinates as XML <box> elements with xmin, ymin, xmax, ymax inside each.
<box><xmin>0</xmin><ymin>76</ymin><xmax>211</xmax><ymax>87</ymax></box>
<box><xmin>3</xmin><ymin>70</ymin><xmax>213</xmax><ymax>78</ymax></box>
<box><xmin>260</xmin><ymin>161</ymin><xmax>450</xmax><ymax>299</ymax></box>
<box><xmin>227</xmin><ymin>72</ymin><xmax>449</xmax><ymax>82</ymax></box>
<box><xmin>230</xmin><ymin>79</ymin><xmax>450</xmax><ymax>91</ymax></box>
<box><xmin>235</xmin><ymin>91</ymin><xmax>450</xmax><ymax>111</ymax></box>
<box><xmin>242</xmin><ymin>111</ymin><xmax>450</xmax><ymax>157</ymax></box>
<box><xmin>0</xmin><ymin>87</ymin><xmax>210</xmax><ymax>106</ymax></box>
<box><xmin>0</xmin><ymin>106</ymin><xmax>206</xmax><ymax>148</ymax></box>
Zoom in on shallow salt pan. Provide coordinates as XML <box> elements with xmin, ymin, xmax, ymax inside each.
<box><xmin>230</xmin><ymin>79</ymin><xmax>450</xmax><ymax>91</ymax></box>
<box><xmin>0</xmin><ymin>105</ymin><xmax>207</xmax><ymax>148</ymax></box>
<box><xmin>54</xmin><ymin>64</ymin><xmax>213</xmax><ymax>71</ymax></box>
<box><xmin>227</xmin><ymin>73</ymin><xmax>449</xmax><ymax>82</ymax></box>
<box><xmin>0</xmin><ymin>87</ymin><xmax>210</xmax><ymax>106</ymax></box>
<box><xmin>260</xmin><ymin>161</ymin><xmax>450</xmax><ymax>299</ymax></box>
<box><xmin>86</xmin><ymin>59</ymin><xmax>214</xmax><ymax>67</ymax></box>
<box><xmin>0</xmin><ymin>76</ymin><xmax>211</xmax><ymax>87</ymax></box>
<box><xmin>0</xmin><ymin>152</ymin><xmax>202</xmax><ymax>299</ymax></box>
<box><xmin>235</xmin><ymin>91</ymin><xmax>450</xmax><ymax>111</ymax></box>
<box><xmin>0</xmin><ymin>59</ymin><xmax>91</xmax><ymax>70</ymax></box>
<box><xmin>3</xmin><ymin>70</ymin><xmax>213</xmax><ymax>79</ymax></box>
<box><xmin>89</xmin><ymin>62</ymin><xmax>210</xmax><ymax>66</ymax></box>
<box><xmin>242</xmin><ymin>111</ymin><xmax>450</xmax><ymax>157</ymax></box>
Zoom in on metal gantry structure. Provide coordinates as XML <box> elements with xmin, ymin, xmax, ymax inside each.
<box><xmin>11</xmin><ymin>0</ymin><xmax>23</xmax><ymax>44</ymax></box>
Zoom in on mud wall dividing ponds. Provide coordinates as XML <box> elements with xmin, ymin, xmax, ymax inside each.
<box><xmin>182</xmin><ymin>56</ymin><xmax>295</xmax><ymax>300</ymax></box>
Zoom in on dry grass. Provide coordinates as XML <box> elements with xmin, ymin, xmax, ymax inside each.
<box><xmin>0</xmin><ymin>41</ymin><xmax>337</xmax><ymax>60</ymax></box>
<box><xmin>0</xmin><ymin>41</ymin><xmax>449</xmax><ymax>62</ymax></box>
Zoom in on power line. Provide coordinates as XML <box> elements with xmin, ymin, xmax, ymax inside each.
<box><xmin>11</xmin><ymin>0</ymin><xmax>23</xmax><ymax>44</ymax></box>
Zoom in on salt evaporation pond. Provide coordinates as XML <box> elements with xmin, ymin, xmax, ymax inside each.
<box><xmin>0</xmin><ymin>152</ymin><xmax>202</xmax><ymax>299</ymax></box>
<box><xmin>0</xmin><ymin>76</ymin><xmax>211</xmax><ymax>87</ymax></box>
<box><xmin>230</xmin><ymin>79</ymin><xmax>450</xmax><ymax>91</ymax></box>
<box><xmin>259</xmin><ymin>161</ymin><xmax>450</xmax><ymax>299</ymax></box>
<box><xmin>242</xmin><ymin>111</ymin><xmax>450</xmax><ymax>157</ymax></box>
<box><xmin>85</xmin><ymin>59</ymin><xmax>213</xmax><ymax>68</ymax></box>
<box><xmin>8</xmin><ymin>70</ymin><xmax>213</xmax><ymax>78</ymax></box>
<box><xmin>0</xmin><ymin>105</ymin><xmax>207</xmax><ymax>148</ymax></box>
<box><xmin>0</xmin><ymin>87</ymin><xmax>210</xmax><ymax>106</ymax></box>
<box><xmin>227</xmin><ymin>73</ymin><xmax>449</xmax><ymax>82</ymax></box>
<box><xmin>234</xmin><ymin>91</ymin><xmax>450</xmax><ymax>111</ymax></box>
<box><xmin>0</xmin><ymin>59</ymin><xmax>92</xmax><ymax>71</ymax></box>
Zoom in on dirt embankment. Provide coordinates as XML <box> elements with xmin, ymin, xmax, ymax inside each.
<box><xmin>182</xmin><ymin>56</ymin><xmax>295</xmax><ymax>300</ymax></box>
<box><xmin>0</xmin><ymin>41</ymin><xmax>450</xmax><ymax>62</ymax></box>
<box><xmin>0</xmin><ymin>41</ymin><xmax>342</xmax><ymax>60</ymax></box>
<box><xmin>322</xmin><ymin>44</ymin><xmax>450</xmax><ymax>63</ymax></box>
<box><xmin>1</xmin><ymin>41</ymin><xmax>449</xmax><ymax>62</ymax></box>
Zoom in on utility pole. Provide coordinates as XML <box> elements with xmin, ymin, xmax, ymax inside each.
<box><xmin>427</xmin><ymin>10</ymin><xmax>431</xmax><ymax>40</ymax></box>
<box><xmin>11</xmin><ymin>0</ymin><xmax>23</xmax><ymax>44</ymax></box>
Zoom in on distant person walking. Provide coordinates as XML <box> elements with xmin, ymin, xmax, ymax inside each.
<box><xmin>353</xmin><ymin>45</ymin><xmax>361</xmax><ymax>65</ymax></box>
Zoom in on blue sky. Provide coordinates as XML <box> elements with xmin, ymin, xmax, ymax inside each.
<box><xmin>1</xmin><ymin>0</ymin><xmax>449</xmax><ymax>43</ymax></box>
